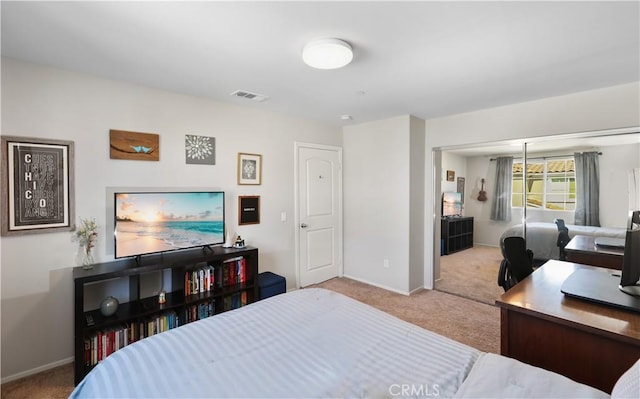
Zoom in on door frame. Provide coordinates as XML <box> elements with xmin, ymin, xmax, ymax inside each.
<box><xmin>294</xmin><ymin>141</ymin><xmax>344</xmax><ymax>288</ymax></box>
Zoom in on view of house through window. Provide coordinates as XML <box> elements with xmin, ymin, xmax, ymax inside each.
<box><xmin>512</xmin><ymin>158</ymin><xmax>576</xmax><ymax>210</ymax></box>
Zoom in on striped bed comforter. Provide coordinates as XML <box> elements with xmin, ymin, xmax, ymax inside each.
<box><xmin>71</xmin><ymin>288</ymin><xmax>480</xmax><ymax>398</ymax></box>
<box><xmin>71</xmin><ymin>287</ymin><xmax>610</xmax><ymax>398</ymax></box>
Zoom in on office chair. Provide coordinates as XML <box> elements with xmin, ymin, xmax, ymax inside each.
<box><xmin>498</xmin><ymin>236</ymin><xmax>534</xmax><ymax>292</ymax></box>
<box><xmin>555</xmin><ymin>218</ymin><xmax>570</xmax><ymax>261</ymax></box>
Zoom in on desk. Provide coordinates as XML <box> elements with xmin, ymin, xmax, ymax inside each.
<box><xmin>496</xmin><ymin>260</ymin><xmax>640</xmax><ymax>393</ymax></box>
<box><xmin>564</xmin><ymin>235</ymin><xmax>624</xmax><ymax>270</ymax></box>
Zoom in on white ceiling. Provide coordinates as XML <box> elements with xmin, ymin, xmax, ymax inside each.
<box><xmin>1</xmin><ymin>1</ymin><xmax>639</xmax><ymax>127</ymax></box>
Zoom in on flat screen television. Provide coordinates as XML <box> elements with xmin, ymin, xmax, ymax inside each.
<box><xmin>114</xmin><ymin>191</ymin><xmax>225</xmax><ymax>259</ymax></box>
<box><xmin>442</xmin><ymin>192</ymin><xmax>462</xmax><ymax>217</ymax></box>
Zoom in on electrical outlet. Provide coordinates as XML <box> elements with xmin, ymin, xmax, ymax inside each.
<box><xmin>383</xmin><ymin>259</ymin><xmax>389</xmax><ymax>268</ymax></box>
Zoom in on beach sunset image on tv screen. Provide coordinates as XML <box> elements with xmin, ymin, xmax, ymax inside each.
<box><xmin>115</xmin><ymin>192</ymin><xmax>225</xmax><ymax>258</ymax></box>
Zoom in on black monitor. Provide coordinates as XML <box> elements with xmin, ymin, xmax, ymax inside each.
<box><xmin>619</xmin><ymin>220</ymin><xmax>640</xmax><ymax>297</ymax></box>
<box><xmin>628</xmin><ymin>210</ymin><xmax>640</xmax><ymax>230</ymax></box>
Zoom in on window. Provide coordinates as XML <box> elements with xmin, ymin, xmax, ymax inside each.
<box><xmin>512</xmin><ymin>158</ymin><xmax>575</xmax><ymax>210</ymax></box>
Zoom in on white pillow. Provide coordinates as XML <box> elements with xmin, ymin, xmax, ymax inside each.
<box><xmin>454</xmin><ymin>353</ymin><xmax>608</xmax><ymax>398</ymax></box>
<box><xmin>611</xmin><ymin>358</ymin><xmax>640</xmax><ymax>399</ymax></box>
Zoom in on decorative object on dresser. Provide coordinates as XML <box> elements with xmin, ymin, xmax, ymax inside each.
<box><xmin>234</xmin><ymin>235</ymin><xmax>246</xmax><ymax>248</ymax></box>
<box><xmin>99</xmin><ymin>296</ymin><xmax>119</xmax><ymax>317</ymax></box>
<box><xmin>1</xmin><ymin>135</ymin><xmax>75</xmax><ymax>236</ymax></box>
<box><xmin>73</xmin><ymin>246</ymin><xmax>259</xmax><ymax>385</ymax></box>
<box><xmin>74</xmin><ymin>217</ymin><xmax>98</xmax><ymax>269</ymax></box>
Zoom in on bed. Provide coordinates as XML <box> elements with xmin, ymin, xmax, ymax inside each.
<box><xmin>500</xmin><ymin>222</ymin><xmax>626</xmax><ymax>262</ymax></box>
<box><xmin>70</xmin><ymin>288</ymin><xmax>635</xmax><ymax>398</ymax></box>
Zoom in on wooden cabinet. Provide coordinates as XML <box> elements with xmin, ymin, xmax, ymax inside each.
<box><xmin>441</xmin><ymin>217</ymin><xmax>473</xmax><ymax>255</ymax></box>
<box><xmin>73</xmin><ymin>246</ymin><xmax>258</xmax><ymax>385</ymax></box>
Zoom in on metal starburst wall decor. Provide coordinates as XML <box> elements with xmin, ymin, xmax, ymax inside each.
<box><xmin>185</xmin><ymin>135</ymin><xmax>215</xmax><ymax>165</ymax></box>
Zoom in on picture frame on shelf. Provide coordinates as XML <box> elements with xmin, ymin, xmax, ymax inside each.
<box><xmin>1</xmin><ymin>136</ymin><xmax>75</xmax><ymax>236</ymax></box>
<box><xmin>238</xmin><ymin>196</ymin><xmax>260</xmax><ymax>225</ymax></box>
<box><xmin>237</xmin><ymin>153</ymin><xmax>262</xmax><ymax>185</ymax></box>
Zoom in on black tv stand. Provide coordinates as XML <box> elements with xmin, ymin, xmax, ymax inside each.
<box><xmin>73</xmin><ymin>246</ymin><xmax>259</xmax><ymax>384</ymax></box>
<box><xmin>202</xmin><ymin>244</ymin><xmax>214</xmax><ymax>253</ymax></box>
<box><xmin>441</xmin><ymin>216</ymin><xmax>473</xmax><ymax>255</ymax></box>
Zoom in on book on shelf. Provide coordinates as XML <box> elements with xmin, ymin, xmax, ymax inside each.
<box><xmin>184</xmin><ymin>300</ymin><xmax>215</xmax><ymax>323</ymax></box>
<box><xmin>185</xmin><ymin>262</ymin><xmax>239</xmax><ymax>295</ymax></box>
<box><xmin>83</xmin><ymin>311</ymin><xmax>178</xmax><ymax>367</ymax></box>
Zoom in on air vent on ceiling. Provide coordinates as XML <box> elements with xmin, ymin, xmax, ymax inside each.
<box><xmin>230</xmin><ymin>90</ymin><xmax>269</xmax><ymax>102</ymax></box>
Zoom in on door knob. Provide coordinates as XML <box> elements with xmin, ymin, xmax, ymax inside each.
<box><xmin>300</xmin><ymin>223</ymin><xmax>308</xmax><ymax>228</ymax></box>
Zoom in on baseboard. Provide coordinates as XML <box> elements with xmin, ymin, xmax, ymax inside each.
<box><xmin>341</xmin><ymin>274</ymin><xmax>411</xmax><ymax>296</ymax></box>
<box><xmin>1</xmin><ymin>356</ymin><xmax>73</xmax><ymax>385</ymax></box>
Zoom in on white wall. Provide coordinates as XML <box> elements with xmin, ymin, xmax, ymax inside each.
<box><xmin>343</xmin><ymin>115</ymin><xmax>425</xmax><ymax>294</ymax></box>
<box><xmin>0</xmin><ymin>58</ymin><xmax>341</xmax><ymax>380</ymax></box>
<box><xmin>425</xmin><ymin>82</ymin><xmax>640</xmax><ymax>288</ymax></box>
<box><xmin>409</xmin><ymin>116</ymin><xmax>426</xmax><ymax>292</ymax></box>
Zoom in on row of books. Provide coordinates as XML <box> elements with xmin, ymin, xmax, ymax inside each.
<box><xmin>223</xmin><ymin>291</ymin><xmax>248</xmax><ymax>311</ymax></box>
<box><xmin>83</xmin><ymin>312</ymin><xmax>179</xmax><ymax>367</ymax></box>
<box><xmin>184</xmin><ymin>256</ymin><xmax>248</xmax><ymax>295</ymax></box>
<box><xmin>184</xmin><ymin>300</ymin><xmax>215</xmax><ymax>323</ymax></box>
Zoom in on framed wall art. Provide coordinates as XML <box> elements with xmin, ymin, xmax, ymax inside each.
<box><xmin>1</xmin><ymin>136</ymin><xmax>75</xmax><ymax>236</ymax></box>
<box><xmin>109</xmin><ymin>129</ymin><xmax>159</xmax><ymax>161</ymax></box>
<box><xmin>238</xmin><ymin>196</ymin><xmax>260</xmax><ymax>225</ymax></box>
<box><xmin>185</xmin><ymin>134</ymin><xmax>215</xmax><ymax>165</ymax></box>
<box><xmin>446</xmin><ymin>170</ymin><xmax>455</xmax><ymax>182</ymax></box>
<box><xmin>237</xmin><ymin>153</ymin><xmax>262</xmax><ymax>185</ymax></box>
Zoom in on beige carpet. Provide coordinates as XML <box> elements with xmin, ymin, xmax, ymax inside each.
<box><xmin>314</xmin><ymin>277</ymin><xmax>499</xmax><ymax>354</ymax></box>
<box><xmin>436</xmin><ymin>245</ymin><xmax>505</xmax><ymax>305</ymax></box>
<box><xmin>1</xmin><ymin>277</ymin><xmax>499</xmax><ymax>398</ymax></box>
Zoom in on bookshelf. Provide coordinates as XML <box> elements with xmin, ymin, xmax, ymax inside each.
<box><xmin>441</xmin><ymin>217</ymin><xmax>474</xmax><ymax>254</ymax></box>
<box><xmin>73</xmin><ymin>246</ymin><xmax>258</xmax><ymax>385</ymax></box>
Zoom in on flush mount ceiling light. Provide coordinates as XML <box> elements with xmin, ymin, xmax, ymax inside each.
<box><xmin>302</xmin><ymin>38</ymin><xmax>353</xmax><ymax>70</ymax></box>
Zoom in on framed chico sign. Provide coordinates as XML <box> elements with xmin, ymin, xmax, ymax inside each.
<box><xmin>1</xmin><ymin>136</ymin><xmax>75</xmax><ymax>236</ymax></box>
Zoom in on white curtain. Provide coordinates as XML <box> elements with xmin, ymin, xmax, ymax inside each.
<box><xmin>574</xmin><ymin>151</ymin><xmax>600</xmax><ymax>226</ymax></box>
<box><xmin>490</xmin><ymin>156</ymin><xmax>513</xmax><ymax>222</ymax></box>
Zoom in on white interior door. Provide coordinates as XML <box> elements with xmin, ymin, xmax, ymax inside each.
<box><xmin>295</xmin><ymin>143</ymin><xmax>342</xmax><ymax>287</ymax></box>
